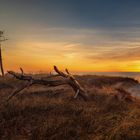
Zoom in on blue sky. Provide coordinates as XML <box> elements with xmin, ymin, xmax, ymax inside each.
<box><xmin>0</xmin><ymin>0</ymin><xmax>140</xmax><ymax>72</ymax></box>
<box><xmin>1</xmin><ymin>0</ymin><xmax>140</xmax><ymax>29</ymax></box>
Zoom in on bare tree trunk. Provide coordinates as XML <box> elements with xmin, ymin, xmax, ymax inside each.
<box><xmin>0</xmin><ymin>44</ymin><xmax>4</xmax><ymax>76</ymax></box>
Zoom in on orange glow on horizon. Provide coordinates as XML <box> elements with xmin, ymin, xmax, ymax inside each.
<box><xmin>2</xmin><ymin>36</ymin><xmax>140</xmax><ymax>73</ymax></box>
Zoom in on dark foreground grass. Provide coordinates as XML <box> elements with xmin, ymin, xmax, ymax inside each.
<box><xmin>0</xmin><ymin>75</ymin><xmax>140</xmax><ymax>140</ymax></box>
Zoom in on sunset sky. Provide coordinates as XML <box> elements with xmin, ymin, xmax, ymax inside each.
<box><xmin>0</xmin><ymin>0</ymin><xmax>140</xmax><ymax>72</ymax></box>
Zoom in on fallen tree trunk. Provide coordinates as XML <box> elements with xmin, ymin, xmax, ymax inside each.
<box><xmin>7</xmin><ymin>66</ymin><xmax>89</xmax><ymax>102</ymax></box>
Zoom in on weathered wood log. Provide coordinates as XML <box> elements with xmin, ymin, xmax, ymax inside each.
<box><xmin>54</xmin><ymin>66</ymin><xmax>89</xmax><ymax>101</ymax></box>
<box><xmin>7</xmin><ymin>66</ymin><xmax>89</xmax><ymax>101</ymax></box>
<box><xmin>7</xmin><ymin>71</ymin><xmax>70</xmax><ymax>88</ymax></box>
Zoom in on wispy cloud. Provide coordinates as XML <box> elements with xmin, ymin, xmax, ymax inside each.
<box><xmin>3</xmin><ymin>24</ymin><xmax>140</xmax><ymax>72</ymax></box>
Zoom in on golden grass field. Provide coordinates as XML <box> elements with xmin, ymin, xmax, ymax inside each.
<box><xmin>0</xmin><ymin>74</ymin><xmax>140</xmax><ymax>140</ymax></box>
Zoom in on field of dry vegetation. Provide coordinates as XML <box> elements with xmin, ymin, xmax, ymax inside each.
<box><xmin>0</xmin><ymin>74</ymin><xmax>140</xmax><ymax>140</ymax></box>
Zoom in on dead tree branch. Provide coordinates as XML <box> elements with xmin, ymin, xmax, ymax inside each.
<box><xmin>6</xmin><ymin>82</ymin><xmax>33</xmax><ymax>102</ymax></box>
<box><xmin>7</xmin><ymin>66</ymin><xmax>89</xmax><ymax>102</ymax></box>
<box><xmin>54</xmin><ymin>66</ymin><xmax>89</xmax><ymax>100</ymax></box>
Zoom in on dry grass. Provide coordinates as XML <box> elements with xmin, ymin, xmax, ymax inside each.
<box><xmin>0</xmin><ymin>75</ymin><xmax>140</xmax><ymax>140</ymax></box>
